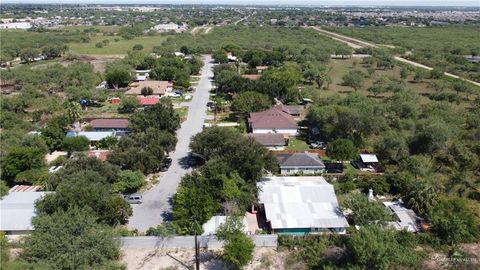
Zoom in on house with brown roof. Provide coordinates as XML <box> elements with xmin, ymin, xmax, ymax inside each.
<box><xmin>274</xmin><ymin>104</ymin><xmax>305</xmax><ymax>117</ymax></box>
<box><xmin>248</xmin><ymin>107</ymin><xmax>298</xmax><ymax>136</ymax></box>
<box><xmin>247</xmin><ymin>133</ymin><xmax>288</xmax><ymax>150</ymax></box>
<box><xmin>241</xmin><ymin>74</ymin><xmax>262</xmax><ymax>80</ymax></box>
<box><xmin>255</xmin><ymin>66</ymin><xmax>268</xmax><ymax>73</ymax></box>
<box><xmin>89</xmin><ymin>118</ymin><xmax>130</xmax><ymax>132</ymax></box>
<box><xmin>125</xmin><ymin>80</ymin><xmax>173</xmax><ymax>96</ymax></box>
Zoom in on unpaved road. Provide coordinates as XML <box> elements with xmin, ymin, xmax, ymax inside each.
<box><xmin>311</xmin><ymin>26</ymin><xmax>480</xmax><ymax>87</ymax></box>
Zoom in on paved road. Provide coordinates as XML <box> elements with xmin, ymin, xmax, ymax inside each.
<box><xmin>311</xmin><ymin>26</ymin><xmax>480</xmax><ymax>87</ymax></box>
<box><xmin>128</xmin><ymin>55</ymin><xmax>213</xmax><ymax>232</ymax></box>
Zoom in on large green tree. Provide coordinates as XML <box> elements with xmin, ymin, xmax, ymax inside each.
<box><xmin>129</xmin><ymin>100</ymin><xmax>180</xmax><ymax>134</ymax></box>
<box><xmin>231</xmin><ymin>91</ymin><xmax>272</xmax><ymax>115</ymax></box>
<box><xmin>37</xmin><ymin>170</ymin><xmax>132</xmax><ymax>225</ymax></box>
<box><xmin>21</xmin><ymin>207</ymin><xmax>123</xmax><ymax>269</ymax></box>
<box><xmin>344</xmin><ymin>194</ymin><xmax>392</xmax><ymax>226</ymax></box>
<box><xmin>1</xmin><ymin>147</ymin><xmax>45</xmax><ymax>182</ymax></box>
<box><xmin>428</xmin><ymin>198</ymin><xmax>479</xmax><ymax>245</ymax></box>
<box><xmin>105</xmin><ymin>60</ymin><xmax>133</xmax><ymax>89</ymax></box>
<box><xmin>326</xmin><ymin>138</ymin><xmax>357</xmax><ymax>164</ymax></box>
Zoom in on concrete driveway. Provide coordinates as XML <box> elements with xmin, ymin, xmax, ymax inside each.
<box><xmin>127</xmin><ymin>55</ymin><xmax>213</xmax><ymax>232</ymax></box>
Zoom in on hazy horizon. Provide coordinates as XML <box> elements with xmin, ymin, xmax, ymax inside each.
<box><xmin>1</xmin><ymin>0</ymin><xmax>479</xmax><ymax>7</ymax></box>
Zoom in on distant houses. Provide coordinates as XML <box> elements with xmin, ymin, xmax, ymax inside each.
<box><xmin>257</xmin><ymin>176</ymin><xmax>349</xmax><ymax>235</ymax></box>
<box><xmin>276</xmin><ymin>152</ymin><xmax>326</xmax><ymax>175</ymax></box>
<box><xmin>151</xmin><ymin>22</ymin><xmax>187</xmax><ymax>33</ymax></box>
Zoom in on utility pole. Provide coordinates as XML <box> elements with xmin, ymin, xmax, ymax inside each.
<box><xmin>195</xmin><ymin>231</ymin><xmax>200</xmax><ymax>270</ymax></box>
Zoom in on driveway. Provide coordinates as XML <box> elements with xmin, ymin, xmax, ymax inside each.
<box><xmin>128</xmin><ymin>55</ymin><xmax>214</xmax><ymax>232</ymax></box>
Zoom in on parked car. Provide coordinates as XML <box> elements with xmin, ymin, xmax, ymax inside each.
<box><xmin>161</xmin><ymin>156</ymin><xmax>173</xmax><ymax>172</ymax></box>
<box><xmin>124</xmin><ymin>194</ymin><xmax>143</xmax><ymax>204</ymax></box>
<box><xmin>175</xmin><ymin>90</ymin><xmax>184</xmax><ymax>96</ymax></box>
<box><xmin>310</xmin><ymin>141</ymin><xmax>327</xmax><ymax>149</ymax></box>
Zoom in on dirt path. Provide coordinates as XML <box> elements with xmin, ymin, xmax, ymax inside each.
<box><xmin>311</xmin><ymin>26</ymin><xmax>480</xmax><ymax>87</ymax></box>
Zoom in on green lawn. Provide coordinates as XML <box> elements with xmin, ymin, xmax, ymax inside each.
<box><xmin>286</xmin><ymin>137</ymin><xmax>310</xmax><ymax>151</ymax></box>
<box><xmin>68</xmin><ymin>35</ymin><xmax>168</xmax><ymax>55</ymax></box>
<box><xmin>175</xmin><ymin>106</ymin><xmax>189</xmax><ymax>121</ymax></box>
<box><xmin>83</xmin><ymin>102</ymin><xmax>124</xmax><ymax>118</ymax></box>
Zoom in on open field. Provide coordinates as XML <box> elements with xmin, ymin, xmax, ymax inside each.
<box><xmin>68</xmin><ymin>35</ymin><xmax>168</xmax><ymax>55</ymax></box>
<box><xmin>323</xmin><ymin>26</ymin><xmax>480</xmax><ymax>82</ymax></box>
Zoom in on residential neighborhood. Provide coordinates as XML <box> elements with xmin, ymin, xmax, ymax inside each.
<box><xmin>1</xmin><ymin>3</ymin><xmax>479</xmax><ymax>270</ymax></box>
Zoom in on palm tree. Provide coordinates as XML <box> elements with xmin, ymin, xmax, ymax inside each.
<box><xmin>404</xmin><ymin>180</ymin><xmax>438</xmax><ymax>214</ymax></box>
<box><xmin>65</xmin><ymin>101</ymin><xmax>82</xmax><ymax>132</ymax></box>
<box><xmin>447</xmin><ymin>172</ymin><xmax>480</xmax><ymax>200</ymax></box>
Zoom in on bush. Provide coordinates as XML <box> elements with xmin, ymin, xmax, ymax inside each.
<box><xmin>95</xmin><ymin>42</ymin><xmax>104</xmax><ymax>48</ymax></box>
<box><xmin>112</xmin><ymin>170</ymin><xmax>145</xmax><ymax>193</ymax></box>
<box><xmin>145</xmin><ymin>222</ymin><xmax>178</xmax><ymax>237</ymax></box>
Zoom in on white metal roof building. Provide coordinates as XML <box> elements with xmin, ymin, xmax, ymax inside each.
<box><xmin>0</xmin><ymin>191</ymin><xmax>49</xmax><ymax>234</ymax></box>
<box><xmin>359</xmin><ymin>154</ymin><xmax>379</xmax><ymax>163</ymax></box>
<box><xmin>383</xmin><ymin>201</ymin><xmax>421</xmax><ymax>233</ymax></box>
<box><xmin>258</xmin><ymin>176</ymin><xmax>349</xmax><ymax>235</ymax></box>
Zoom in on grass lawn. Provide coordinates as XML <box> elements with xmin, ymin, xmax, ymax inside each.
<box><xmin>175</xmin><ymin>106</ymin><xmax>189</xmax><ymax>121</ymax></box>
<box><xmin>61</xmin><ymin>25</ymin><xmax>120</xmax><ymax>33</ymax></box>
<box><xmin>83</xmin><ymin>102</ymin><xmax>125</xmax><ymax>118</ymax></box>
<box><xmin>286</xmin><ymin>137</ymin><xmax>310</xmax><ymax>151</ymax></box>
<box><xmin>68</xmin><ymin>35</ymin><xmax>168</xmax><ymax>55</ymax></box>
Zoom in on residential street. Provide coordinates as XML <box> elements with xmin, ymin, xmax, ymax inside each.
<box><xmin>128</xmin><ymin>55</ymin><xmax>213</xmax><ymax>232</ymax></box>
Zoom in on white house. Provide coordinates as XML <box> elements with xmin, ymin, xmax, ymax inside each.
<box><xmin>257</xmin><ymin>176</ymin><xmax>349</xmax><ymax>235</ymax></box>
<box><xmin>248</xmin><ymin>107</ymin><xmax>298</xmax><ymax>136</ymax></box>
<box><xmin>276</xmin><ymin>152</ymin><xmax>326</xmax><ymax>175</ymax></box>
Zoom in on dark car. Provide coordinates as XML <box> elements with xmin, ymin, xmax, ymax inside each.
<box><xmin>161</xmin><ymin>157</ymin><xmax>172</xmax><ymax>172</ymax></box>
<box><xmin>324</xmin><ymin>162</ymin><xmax>344</xmax><ymax>173</ymax></box>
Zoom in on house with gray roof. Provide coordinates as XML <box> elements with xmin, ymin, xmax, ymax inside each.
<box><xmin>247</xmin><ymin>133</ymin><xmax>287</xmax><ymax>150</ymax></box>
<box><xmin>276</xmin><ymin>152</ymin><xmax>326</xmax><ymax>175</ymax></box>
<box><xmin>383</xmin><ymin>201</ymin><xmax>421</xmax><ymax>232</ymax></box>
<box><xmin>1</xmin><ymin>187</ymin><xmax>50</xmax><ymax>235</ymax></box>
<box><xmin>257</xmin><ymin>176</ymin><xmax>349</xmax><ymax>235</ymax></box>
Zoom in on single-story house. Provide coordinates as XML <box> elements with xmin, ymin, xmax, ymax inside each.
<box><xmin>1</xmin><ymin>186</ymin><xmax>50</xmax><ymax>235</ymax></box>
<box><xmin>274</xmin><ymin>104</ymin><xmax>305</xmax><ymax>117</ymax></box>
<box><xmin>89</xmin><ymin>118</ymin><xmax>130</xmax><ymax>132</ymax></box>
<box><xmin>125</xmin><ymin>81</ymin><xmax>173</xmax><ymax>96</ymax></box>
<box><xmin>355</xmin><ymin>154</ymin><xmax>379</xmax><ymax>172</ymax></box>
<box><xmin>87</xmin><ymin>150</ymin><xmax>111</xmax><ymax>161</ymax></box>
<box><xmin>66</xmin><ymin>131</ymin><xmax>117</xmax><ymax>143</ymax></box>
<box><xmin>241</xmin><ymin>74</ymin><xmax>262</xmax><ymax>80</ymax></box>
<box><xmin>202</xmin><ymin>215</ymin><xmax>250</xmax><ymax>236</ymax></box>
<box><xmin>138</xmin><ymin>96</ymin><xmax>160</xmax><ymax>106</ymax></box>
<box><xmin>256</xmin><ymin>66</ymin><xmax>268</xmax><ymax>73</ymax></box>
<box><xmin>247</xmin><ymin>133</ymin><xmax>287</xmax><ymax>150</ymax></box>
<box><xmin>135</xmin><ymin>70</ymin><xmax>150</xmax><ymax>81</ymax></box>
<box><xmin>276</xmin><ymin>152</ymin><xmax>326</xmax><ymax>175</ymax></box>
<box><xmin>383</xmin><ymin>201</ymin><xmax>421</xmax><ymax>232</ymax></box>
<box><xmin>257</xmin><ymin>176</ymin><xmax>349</xmax><ymax>235</ymax></box>
<box><xmin>248</xmin><ymin>107</ymin><xmax>298</xmax><ymax>136</ymax></box>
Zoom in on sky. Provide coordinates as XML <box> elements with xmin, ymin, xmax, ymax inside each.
<box><xmin>2</xmin><ymin>0</ymin><xmax>479</xmax><ymax>6</ymax></box>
